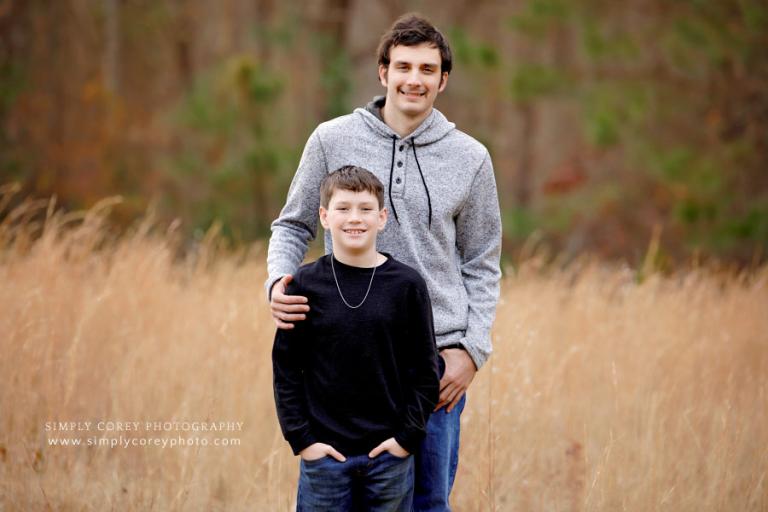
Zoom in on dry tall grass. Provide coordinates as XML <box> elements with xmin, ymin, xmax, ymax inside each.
<box><xmin>1</xmin><ymin>195</ymin><xmax>766</xmax><ymax>511</ymax></box>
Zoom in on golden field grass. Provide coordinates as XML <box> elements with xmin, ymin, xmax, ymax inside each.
<box><xmin>1</xmin><ymin>196</ymin><xmax>767</xmax><ymax>511</ymax></box>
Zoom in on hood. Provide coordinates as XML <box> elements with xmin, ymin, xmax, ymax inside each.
<box><xmin>354</xmin><ymin>95</ymin><xmax>455</xmax><ymax>146</ymax></box>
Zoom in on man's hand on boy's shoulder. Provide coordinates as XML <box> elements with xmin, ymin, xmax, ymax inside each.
<box><xmin>436</xmin><ymin>348</ymin><xmax>477</xmax><ymax>413</ymax></box>
<box><xmin>368</xmin><ymin>438</ymin><xmax>410</xmax><ymax>459</ymax></box>
<box><xmin>270</xmin><ymin>274</ymin><xmax>310</xmax><ymax>330</ymax></box>
<box><xmin>300</xmin><ymin>442</ymin><xmax>346</xmax><ymax>462</ymax></box>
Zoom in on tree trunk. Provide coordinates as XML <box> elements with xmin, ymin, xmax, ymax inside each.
<box><xmin>103</xmin><ymin>0</ymin><xmax>119</xmax><ymax>96</ymax></box>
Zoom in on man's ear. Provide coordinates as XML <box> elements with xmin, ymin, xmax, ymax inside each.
<box><xmin>438</xmin><ymin>72</ymin><xmax>449</xmax><ymax>92</ymax></box>
<box><xmin>378</xmin><ymin>207</ymin><xmax>388</xmax><ymax>231</ymax></box>
<box><xmin>378</xmin><ymin>65</ymin><xmax>388</xmax><ymax>88</ymax></box>
<box><xmin>319</xmin><ymin>206</ymin><xmax>329</xmax><ymax>229</ymax></box>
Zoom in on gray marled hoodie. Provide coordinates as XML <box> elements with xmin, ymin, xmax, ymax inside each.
<box><xmin>266</xmin><ymin>97</ymin><xmax>501</xmax><ymax>369</ymax></box>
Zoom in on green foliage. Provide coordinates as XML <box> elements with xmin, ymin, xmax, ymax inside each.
<box><xmin>509</xmin><ymin>64</ymin><xmax>568</xmax><ymax>102</ymax></box>
<box><xmin>663</xmin><ymin>2</ymin><xmax>766</xmax><ymax>75</ymax></box>
<box><xmin>647</xmin><ymin>147</ymin><xmax>722</xmax><ymax>195</ymax></box>
<box><xmin>3</xmin><ymin>0</ymin><xmax>765</xmax><ymax>263</ymax></box>
<box><xmin>580</xmin><ymin>83</ymin><xmax>648</xmax><ymax>147</ymax></box>
<box><xmin>666</xmin><ymin>18</ymin><xmax>728</xmax><ymax>71</ymax></box>
<box><xmin>0</xmin><ymin>63</ymin><xmax>24</xmax><ymax>115</ymax></box>
<box><xmin>164</xmin><ymin>55</ymin><xmax>292</xmax><ymax>240</ymax></box>
<box><xmin>500</xmin><ymin>0</ymin><xmax>768</xmax><ymax>262</ymax></box>
<box><xmin>584</xmin><ymin>104</ymin><xmax>620</xmax><ymax>148</ymax></box>
<box><xmin>308</xmin><ymin>30</ymin><xmax>353</xmax><ymax>119</ymax></box>
<box><xmin>252</xmin><ymin>12</ymin><xmax>300</xmax><ymax>50</ymax></box>
<box><xmin>119</xmin><ymin>2</ymin><xmax>173</xmax><ymax>42</ymax></box>
<box><xmin>580</xmin><ymin>18</ymin><xmax>639</xmax><ymax>61</ymax></box>
<box><xmin>504</xmin><ymin>192</ymin><xmax>588</xmax><ymax>243</ymax></box>
<box><xmin>730</xmin><ymin>207</ymin><xmax>768</xmax><ymax>241</ymax></box>
<box><xmin>508</xmin><ymin>0</ymin><xmax>573</xmax><ymax>36</ymax></box>
<box><xmin>0</xmin><ymin>63</ymin><xmax>26</xmax><ymax>181</ymax></box>
<box><xmin>739</xmin><ymin>1</ymin><xmax>768</xmax><ymax>33</ymax></box>
<box><xmin>448</xmin><ymin>28</ymin><xmax>500</xmax><ymax>69</ymax></box>
<box><xmin>504</xmin><ymin>207</ymin><xmax>539</xmax><ymax>241</ymax></box>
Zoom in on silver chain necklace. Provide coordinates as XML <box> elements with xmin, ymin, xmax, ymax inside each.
<box><xmin>330</xmin><ymin>254</ymin><xmax>378</xmax><ymax>309</ymax></box>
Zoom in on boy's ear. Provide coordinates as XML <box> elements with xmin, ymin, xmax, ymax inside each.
<box><xmin>378</xmin><ymin>65</ymin><xmax>388</xmax><ymax>87</ymax></box>
<box><xmin>319</xmin><ymin>206</ymin><xmax>329</xmax><ymax>229</ymax></box>
<box><xmin>378</xmin><ymin>206</ymin><xmax>388</xmax><ymax>230</ymax></box>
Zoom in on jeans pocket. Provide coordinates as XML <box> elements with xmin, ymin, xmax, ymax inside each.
<box><xmin>383</xmin><ymin>450</ymin><xmax>411</xmax><ymax>461</ymax></box>
<box><xmin>301</xmin><ymin>455</ymin><xmax>331</xmax><ymax>466</ymax></box>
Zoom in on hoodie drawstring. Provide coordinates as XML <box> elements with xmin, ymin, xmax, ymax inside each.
<box><xmin>411</xmin><ymin>137</ymin><xmax>433</xmax><ymax>228</ymax></box>
<box><xmin>388</xmin><ymin>136</ymin><xmax>399</xmax><ymax>224</ymax></box>
<box><xmin>387</xmin><ymin>135</ymin><xmax>433</xmax><ymax>228</ymax></box>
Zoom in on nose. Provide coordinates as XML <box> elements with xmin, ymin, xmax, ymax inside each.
<box><xmin>406</xmin><ymin>69</ymin><xmax>421</xmax><ymax>86</ymax></box>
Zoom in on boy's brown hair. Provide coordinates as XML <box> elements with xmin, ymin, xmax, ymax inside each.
<box><xmin>377</xmin><ymin>13</ymin><xmax>452</xmax><ymax>75</ymax></box>
<box><xmin>320</xmin><ymin>166</ymin><xmax>385</xmax><ymax>209</ymax></box>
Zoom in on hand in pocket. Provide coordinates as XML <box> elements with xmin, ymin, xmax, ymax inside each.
<box><xmin>367</xmin><ymin>438</ymin><xmax>410</xmax><ymax>459</ymax></box>
<box><xmin>300</xmin><ymin>442</ymin><xmax>346</xmax><ymax>462</ymax></box>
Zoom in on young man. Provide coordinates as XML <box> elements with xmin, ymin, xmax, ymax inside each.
<box><xmin>273</xmin><ymin>166</ymin><xmax>440</xmax><ymax>511</ymax></box>
<box><xmin>267</xmin><ymin>14</ymin><xmax>502</xmax><ymax>511</ymax></box>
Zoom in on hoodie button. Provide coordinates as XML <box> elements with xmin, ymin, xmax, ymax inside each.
<box><xmin>397</xmin><ymin>161</ymin><xmax>403</xmax><ymax>167</ymax></box>
<box><xmin>395</xmin><ymin>177</ymin><xmax>402</xmax><ymax>184</ymax></box>
<box><xmin>399</xmin><ymin>145</ymin><xmax>404</xmax><ymax>152</ymax></box>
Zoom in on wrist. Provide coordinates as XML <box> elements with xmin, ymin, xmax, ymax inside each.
<box><xmin>299</xmin><ymin>442</ymin><xmax>322</xmax><ymax>457</ymax></box>
<box><xmin>268</xmin><ymin>276</ymin><xmax>284</xmax><ymax>301</ymax></box>
<box><xmin>442</xmin><ymin>345</ymin><xmax>478</xmax><ymax>372</ymax></box>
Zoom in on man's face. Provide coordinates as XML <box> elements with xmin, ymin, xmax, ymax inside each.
<box><xmin>319</xmin><ymin>189</ymin><xmax>387</xmax><ymax>255</ymax></box>
<box><xmin>378</xmin><ymin>43</ymin><xmax>448</xmax><ymax>119</ymax></box>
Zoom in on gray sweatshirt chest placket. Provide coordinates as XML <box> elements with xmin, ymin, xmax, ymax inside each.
<box><xmin>391</xmin><ymin>140</ymin><xmax>408</xmax><ymax>198</ymax></box>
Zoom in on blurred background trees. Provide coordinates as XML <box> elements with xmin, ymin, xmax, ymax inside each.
<box><xmin>1</xmin><ymin>0</ymin><xmax>766</xmax><ymax>264</ymax></box>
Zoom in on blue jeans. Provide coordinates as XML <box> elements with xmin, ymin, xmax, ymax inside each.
<box><xmin>297</xmin><ymin>452</ymin><xmax>414</xmax><ymax>511</ymax></box>
<box><xmin>413</xmin><ymin>393</ymin><xmax>466</xmax><ymax>512</ymax></box>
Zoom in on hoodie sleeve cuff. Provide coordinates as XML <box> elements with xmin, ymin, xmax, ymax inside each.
<box><xmin>394</xmin><ymin>428</ymin><xmax>426</xmax><ymax>456</ymax></box>
<box><xmin>460</xmin><ymin>334</ymin><xmax>491</xmax><ymax>370</ymax></box>
<box><xmin>265</xmin><ymin>275</ymin><xmax>285</xmax><ymax>302</ymax></box>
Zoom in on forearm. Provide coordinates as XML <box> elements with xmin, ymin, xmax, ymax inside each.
<box><xmin>456</xmin><ymin>151</ymin><xmax>502</xmax><ymax>370</ymax></box>
<box><xmin>265</xmin><ymin>223</ymin><xmax>311</xmax><ymax>298</ymax></box>
<box><xmin>395</xmin><ymin>381</ymin><xmax>439</xmax><ymax>453</ymax></box>
<box><xmin>264</xmin><ymin>128</ymin><xmax>328</xmax><ymax>298</ymax></box>
<box><xmin>396</xmin><ymin>284</ymin><xmax>440</xmax><ymax>452</ymax></box>
<box><xmin>273</xmin><ymin>386</ymin><xmax>315</xmax><ymax>454</ymax></box>
<box><xmin>460</xmin><ymin>266</ymin><xmax>500</xmax><ymax>369</ymax></box>
<box><xmin>272</xmin><ymin>331</ymin><xmax>316</xmax><ymax>454</ymax></box>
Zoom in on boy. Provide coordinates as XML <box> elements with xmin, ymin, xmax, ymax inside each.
<box><xmin>272</xmin><ymin>166</ymin><xmax>440</xmax><ymax>511</ymax></box>
<box><xmin>268</xmin><ymin>14</ymin><xmax>502</xmax><ymax>510</ymax></box>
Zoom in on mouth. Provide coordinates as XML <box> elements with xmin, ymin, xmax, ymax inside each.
<box><xmin>399</xmin><ymin>89</ymin><xmax>426</xmax><ymax>99</ymax></box>
<box><xmin>343</xmin><ymin>229</ymin><xmax>367</xmax><ymax>235</ymax></box>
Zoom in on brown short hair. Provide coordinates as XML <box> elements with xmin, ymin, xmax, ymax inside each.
<box><xmin>377</xmin><ymin>13</ymin><xmax>452</xmax><ymax>75</ymax></box>
<box><xmin>320</xmin><ymin>166</ymin><xmax>385</xmax><ymax>209</ymax></box>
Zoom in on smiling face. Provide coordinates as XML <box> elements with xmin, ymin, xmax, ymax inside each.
<box><xmin>319</xmin><ymin>189</ymin><xmax>387</xmax><ymax>258</ymax></box>
<box><xmin>378</xmin><ymin>42</ymin><xmax>448</xmax><ymax>120</ymax></box>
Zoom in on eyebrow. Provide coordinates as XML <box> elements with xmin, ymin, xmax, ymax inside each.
<box><xmin>333</xmin><ymin>201</ymin><xmax>377</xmax><ymax>206</ymax></box>
<box><xmin>393</xmin><ymin>60</ymin><xmax>439</xmax><ymax>68</ymax></box>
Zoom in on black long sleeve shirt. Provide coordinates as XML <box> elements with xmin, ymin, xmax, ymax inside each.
<box><xmin>272</xmin><ymin>253</ymin><xmax>440</xmax><ymax>456</ymax></box>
